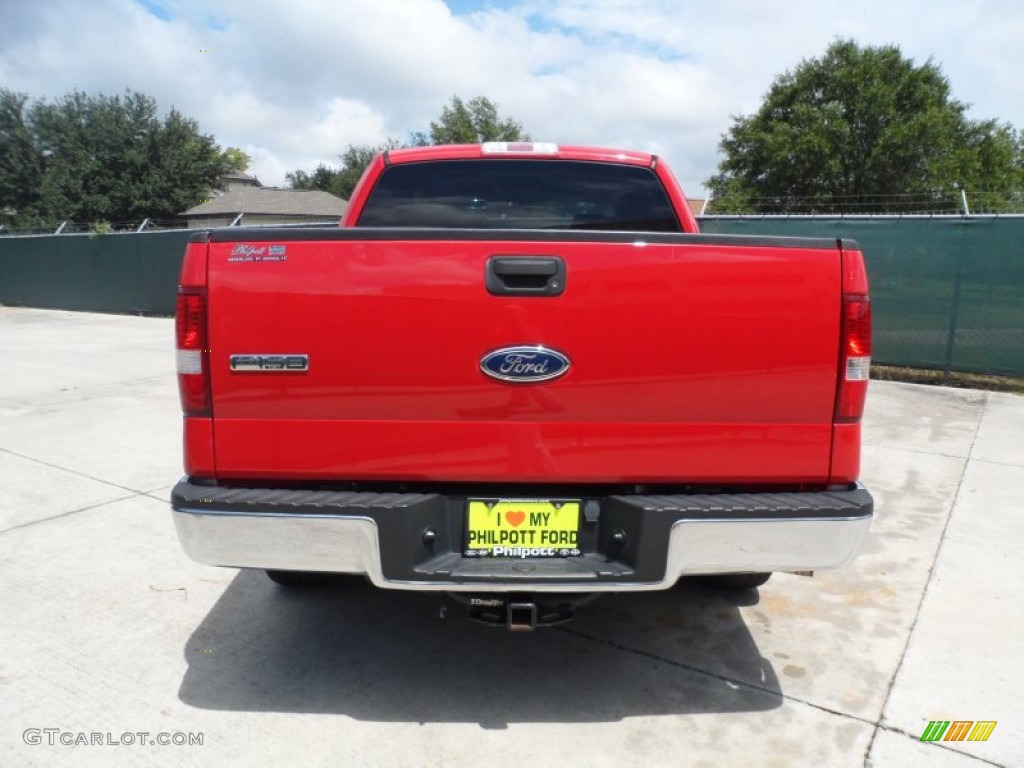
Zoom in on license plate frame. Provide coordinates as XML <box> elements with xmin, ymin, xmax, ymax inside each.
<box><xmin>464</xmin><ymin>499</ymin><xmax>582</xmax><ymax>558</ymax></box>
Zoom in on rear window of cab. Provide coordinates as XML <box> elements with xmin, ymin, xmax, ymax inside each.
<box><xmin>356</xmin><ymin>159</ymin><xmax>681</xmax><ymax>232</ymax></box>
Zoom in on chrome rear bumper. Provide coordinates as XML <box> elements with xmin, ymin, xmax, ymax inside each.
<box><xmin>171</xmin><ymin>480</ymin><xmax>873</xmax><ymax>592</ymax></box>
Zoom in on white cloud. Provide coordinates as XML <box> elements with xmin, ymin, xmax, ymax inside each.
<box><xmin>1</xmin><ymin>0</ymin><xmax>1022</xmax><ymax>198</ymax></box>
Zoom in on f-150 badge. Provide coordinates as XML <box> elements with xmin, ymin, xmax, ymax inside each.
<box><xmin>230</xmin><ymin>354</ymin><xmax>308</xmax><ymax>371</ymax></box>
<box><xmin>480</xmin><ymin>346</ymin><xmax>570</xmax><ymax>383</ymax></box>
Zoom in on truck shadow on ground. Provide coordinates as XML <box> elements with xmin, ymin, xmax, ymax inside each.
<box><xmin>178</xmin><ymin>571</ymin><xmax>781</xmax><ymax>726</ymax></box>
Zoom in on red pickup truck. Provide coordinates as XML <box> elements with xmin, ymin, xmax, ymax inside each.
<box><xmin>171</xmin><ymin>142</ymin><xmax>873</xmax><ymax>630</ymax></box>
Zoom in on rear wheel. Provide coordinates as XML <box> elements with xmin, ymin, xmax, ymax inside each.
<box><xmin>694</xmin><ymin>572</ymin><xmax>772</xmax><ymax>590</ymax></box>
<box><xmin>265</xmin><ymin>570</ymin><xmax>333</xmax><ymax>587</ymax></box>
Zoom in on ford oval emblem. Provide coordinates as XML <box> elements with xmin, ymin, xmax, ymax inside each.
<box><xmin>480</xmin><ymin>346</ymin><xmax>570</xmax><ymax>383</ymax></box>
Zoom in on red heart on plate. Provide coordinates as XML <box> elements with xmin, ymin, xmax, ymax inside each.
<box><xmin>505</xmin><ymin>510</ymin><xmax>526</xmax><ymax>527</ymax></box>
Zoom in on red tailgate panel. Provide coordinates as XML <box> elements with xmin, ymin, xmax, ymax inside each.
<box><xmin>207</xmin><ymin>237</ymin><xmax>840</xmax><ymax>483</ymax></box>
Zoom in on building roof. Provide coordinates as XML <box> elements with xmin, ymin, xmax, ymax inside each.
<box><xmin>221</xmin><ymin>171</ymin><xmax>262</xmax><ymax>186</ymax></box>
<box><xmin>180</xmin><ymin>187</ymin><xmax>347</xmax><ymax>218</ymax></box>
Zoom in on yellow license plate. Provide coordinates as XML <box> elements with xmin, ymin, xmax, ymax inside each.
<box><xmin>465</xmin><ymin>499</ymin><xmax>581</xmax><ymax>558</ymax></box>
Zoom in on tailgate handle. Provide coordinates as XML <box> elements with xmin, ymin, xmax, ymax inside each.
<box><xmin>486</xmin><ymin>255</ymin><xmax>565</xmax><ymax>296</ymax></box>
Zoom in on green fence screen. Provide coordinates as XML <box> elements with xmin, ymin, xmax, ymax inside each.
<box><xmin>0</xmin><ymin>230</ymin><xmax>193</xmax><ymax>316</ymax></box>
<box><xmin>701</xmin><ymin>217</ymin><xmax>1024</xmax><ymax>377</ymax></box>
<box><xmin>1</xmin><ymin>219</ymin><xmax>1023</xmax><ymax>376</ymax></box>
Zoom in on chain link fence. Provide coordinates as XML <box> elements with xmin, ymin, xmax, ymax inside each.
<box><xmin>0</xmin><ymin>218</ymin><xmax>189</xmax><ymax>236</ymax></box>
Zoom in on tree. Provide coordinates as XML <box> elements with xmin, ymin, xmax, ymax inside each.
<box><xmin>221</xmin><ymin>146</ymin><xmax>251</xmax><ymax>173</ymax></box>
<box><xmin>707</xmin><ymin>40</ymin><xmax>1023</xmax><ymax>213</ymax></box>
<box><xmin>30</xmin><ymin>90</ymin><xmax>231</xmax><ymax>226</ymax></box>
<box><xmin>286</xmin><ymin>163</ymin><xmax>342</xmax><ymax>194</ymax></box>
<box><xmin>287</xmin><ymin>139</ymin><xmax>402</xmax><ymax>200</ymax></box>
<box><xmin>1</xmin><ymin>88</ymin><xmax>231</xmax><ymax>229</ymax></box>
<box><xmin>0</xmin><ymin>90</ymin><xmax>44</xmax><ymax>228</ymax></box>
<box><xmin>287</xmin><ymin>96</ymin><xmax>530</xmax><ymax>200</ymax></box>
<box><xmin>411</xmin><ymin>95</ymin><xmax>530</xmax><ymax>145</ymax></box>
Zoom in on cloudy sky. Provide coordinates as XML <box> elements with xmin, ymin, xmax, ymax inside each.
<box><xmin>2</xmin><ymin>0</ymin><xmax>1022</xmax><ymax>197</ymax></box>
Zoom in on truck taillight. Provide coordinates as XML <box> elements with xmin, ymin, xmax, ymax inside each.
<box><xmin>176</xmin><ymin>290</ymin><xmax>211</xmax><ymax>416</ymax></box>
<box><xmin>836</xmin><ymin>293</ymin><xmax>871</xmax><ymax>423</ymax></box>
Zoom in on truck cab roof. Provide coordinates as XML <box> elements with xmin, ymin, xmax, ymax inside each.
<box><xmin>383</xmin><ymin>143</ymin><xmax>658</xmax><ymax>168</ymax></box>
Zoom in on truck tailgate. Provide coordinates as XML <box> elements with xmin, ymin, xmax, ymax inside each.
<box><xmin>205</xmin><ymin>229</ymin><xmax>842</xmax><ymax>483</ymax></box>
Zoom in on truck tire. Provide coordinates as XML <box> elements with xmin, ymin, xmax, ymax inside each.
<box><xmin>694</xmin><ymin>572</ymin><xmax>772</xmax><ymax>590</ymax></box>
<box><xmin>265</xmin><ymin>570</ymin><xmax>332</xmax><ymax>587</ymax></box>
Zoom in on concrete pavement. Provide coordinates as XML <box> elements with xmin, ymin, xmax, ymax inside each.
<box><xmin>1</xmin><ymin>307</ymin><xmax>1020</xmax><ymax>767</ymax></box>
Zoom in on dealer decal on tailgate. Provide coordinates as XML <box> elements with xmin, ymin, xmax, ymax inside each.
<box><xmin>465</xmin><ymin>500</ymin><xmax>582</xmax><ymax>558</ymax></box>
